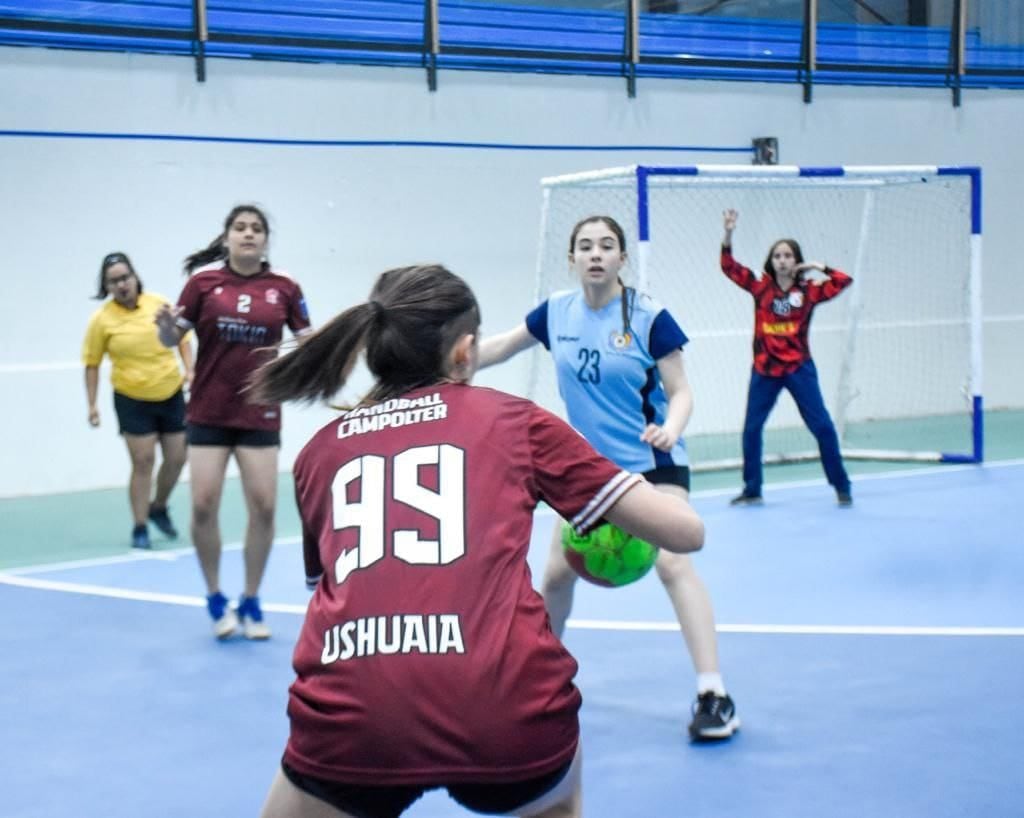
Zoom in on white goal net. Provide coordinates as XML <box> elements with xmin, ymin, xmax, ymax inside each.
<box><xmin>526</xmin><ymin>164</ymin><xmax>983</xmax><ymax>470</ymax></box>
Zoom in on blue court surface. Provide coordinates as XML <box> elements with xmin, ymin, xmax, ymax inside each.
<box><xmin>2</xmin><ymin>463</ymin><xmax>1022</xmax><ymax>817</ymax></box>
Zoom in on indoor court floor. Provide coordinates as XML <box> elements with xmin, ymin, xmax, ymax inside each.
<box><xmin>2</xmin><ymin>461</ymin><xmax>1022</xmax><ymax>817</ymax></box>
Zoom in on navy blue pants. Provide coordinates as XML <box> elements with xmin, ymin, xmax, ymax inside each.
<box><xmin>741</xmin><ymin>360</ymin><xmax>850</xmax><ymax>496</ymax></box>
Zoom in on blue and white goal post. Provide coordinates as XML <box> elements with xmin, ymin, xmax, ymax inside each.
<box><xmin>529</xmin><ymin>164</ymin><xmax>983</xmax><ymax>471</ymax></box>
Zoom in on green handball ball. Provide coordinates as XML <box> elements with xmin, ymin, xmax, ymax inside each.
<box><xmin>561</xmin><ymin>521</ymin><xmax>659</xmax><ymax>588</ymax></box>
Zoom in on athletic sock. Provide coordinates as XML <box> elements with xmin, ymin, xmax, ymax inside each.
<box><xmin>696</xmin><ymin>672</ymin><xmax>726</xmax><ymax>696</ymax></box>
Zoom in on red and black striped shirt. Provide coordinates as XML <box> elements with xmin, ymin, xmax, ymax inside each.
<box><xmin>720</xmin><ymin>246</ymin><xmax>852</xmax><ymax>377</ymax></box>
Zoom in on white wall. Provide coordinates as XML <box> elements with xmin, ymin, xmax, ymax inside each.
<box><xmin>1</xmin><ymin>47</ymin><xmax>1021</xmax><ymax>496</ymax></box>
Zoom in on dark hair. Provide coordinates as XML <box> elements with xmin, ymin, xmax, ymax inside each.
<box><xmin>250</xmin><ymin>264</ymin><xmax>480</xmax><ymax>406</ymax></box>
<box><xmin>94</xmin><ymin>251</ymin><xmax>143</xmax><ymax>299</ymax></box>
<box><xmin>763</xmin><ymin>238</ymin><xmax>804</xmax><ymax>283</ymax></box>
<box><xmin>567</xmin><ymin>215</ymin><xmax>634</xmax><ymax>341</ymax></box>
<box><xmin>183</xmin><ymin>204</ymin><xmax>271</xmax><ymax>275</ymax></box>
<box><xmin>567</xmin><ymin>215</ymin><xmax>627</xmax><ymax>257</ymax></box>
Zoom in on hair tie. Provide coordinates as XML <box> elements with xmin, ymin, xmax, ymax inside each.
<box><xmin>369</xmin><ymin>300</ymin><xmax>388</xmax><ymax>325</ymax></box>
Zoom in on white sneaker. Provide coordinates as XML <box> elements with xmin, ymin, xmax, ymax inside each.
<box><xmin>206</xmin><ymin>591</ymin><xmax>239</xmax><ymax>640</ymax></box>
<box><xmin>238</xmin><ymin>595</ymin><xmax>271</xmax><ymax>640</ymax></box>
<box><xmin>213</xmin><ymin>608</ymin><xmax>239</xmax><ymax>639</ymax></box>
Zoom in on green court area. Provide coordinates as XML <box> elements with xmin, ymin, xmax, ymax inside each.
<box><xmin>2</xmin><ymin>409</ymin><xmax>1021</xmax><ymax>572</ymax></box>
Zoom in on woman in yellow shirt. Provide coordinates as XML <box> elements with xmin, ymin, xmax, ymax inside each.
<box><xmin>82</xmin><ymin>252</ymin><xmax>194</xmax><ymax>549</ymax></box>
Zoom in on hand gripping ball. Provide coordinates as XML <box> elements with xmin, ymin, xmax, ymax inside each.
<box><xmin>561</xmin><ymin>521</ymin><xmax>659</xmax><ymax>588</ymax></box>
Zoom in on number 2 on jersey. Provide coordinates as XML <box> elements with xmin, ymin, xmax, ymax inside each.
<box><xmin>330</xmin><ymin>444</ymin><xmax>466</xmax><ymax>585</ymax></box>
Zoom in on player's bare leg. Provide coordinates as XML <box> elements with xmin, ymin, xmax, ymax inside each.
<box><xmin>652</xmin><ymin>485</ymin><xmax>720</xmax><ymax>675</ymax></box>
<box><xmin>234</xmin><ymin>445</ymin><xmax>279</xmax><ymax>598</ymax></box>
<box><xmin>152</xmin><ymin>430</ymin><xmax>187</xmax><ymax>510</ymax></box>
<box><xmin>260</xmin><ymin>768</ymin><xmax>354</xmax><ymax>818</ymax></box>
<box><xmin>516</xmin><ymin>743</ymin><xmax>582</xmax><ymax>818</ymax></box>
<box><xmin>652</xmin><ymin>484</ymin><xmax>739</xmax><ymax>740</ymax></box>
<box><xmin>522</xmin><ymin>788</ymin><xmax>581</xmax><ymax>818</ymax></box>
<box><xmin>123</xmin><ymin>433</ymin><xmax>157</xmax><ymax>529</ymax></box>
<box><xmin>540</xmin><ymin>522</ymin><xmax>580</xmax><ymax>639</ymax></box>
<box><xmin>188</xmin><ymin>445</ymin><xmax>231</xmax><ymax>593</ymax></box>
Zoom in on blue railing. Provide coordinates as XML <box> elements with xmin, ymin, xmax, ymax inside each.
<box><xmin>0</xmin><ymin>0</ymin><xmax>1020</xmax><ymax>103</ymax></box>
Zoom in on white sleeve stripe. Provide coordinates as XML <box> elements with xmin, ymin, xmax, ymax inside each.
<box><xmin>570</xmin><ymin>471</ymin><xmax>642</xmax><ymax>533</ymax></box>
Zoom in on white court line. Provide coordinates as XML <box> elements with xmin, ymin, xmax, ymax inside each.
<box><xmin>540</xmin><ymin>458</ymin><xmax>1024</xmax><ymax>507</ymax></box>
<box><xmin>692</xmin><ymin>457</ymin><xmax>1024</xmax><ymax>499</ymax></box>
<box><xmin>568</xmin><ymin>619</ymin><xmax>1024</xmax><ymax>637</ymax></box>
<box><xmin>6</xmin><ymin>460</ymin><xmax>1023</xmax><ymax>575</ymax></box>
<box><xmin>0</xmin><ymin>572</ymin><xmax>310</xmax><ymax>615</ymax></box>
<box><xmin>5</xmin><ymin>536</ymin><xmax>302</xmax><ymax>576</ymax></box>
<box><xmin>0</xmin><ymin>574</ymin><xmax>1020</xmax><ymax>636</ymax></box>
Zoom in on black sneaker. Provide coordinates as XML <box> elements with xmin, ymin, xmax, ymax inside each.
<box><xmin>688</xmin><ymin>692</ymin><xmax>740</xmax><ymax>741</ymax></box>
<box><xmin>131</xmin><ymin>524</ymin><xmax>151</xmax><ymax>550</ymax></box>
<box><xmin>148</xmin><ymin>505</ymin><xmax>178</xmax><ymax>538</ymax></box>
<box><xmin>836</xmin><ymin>491</ymin><xmax>853</xmax><ymax>507</ymax></box>
<box><xmin>729</xmin><ymin>492</ymin><xmax>763</xmax><ymax>506</ymax></box>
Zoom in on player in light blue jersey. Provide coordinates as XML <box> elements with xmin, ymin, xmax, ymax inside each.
<box><xmin>479</xmin><ymin>215</ymin><xmax>739</xmax><ymax>741</ymax></box>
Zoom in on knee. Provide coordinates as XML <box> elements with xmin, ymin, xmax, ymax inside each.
<box><xmin>249</xmin><ymin>497</ymin><xmax>277</xmax><ymax>528</ymax></box>
<box><xmin>191</xmin><ymin>495</ymin><xmax>219</xmax><ymax>526</ymax></box>
<box><xmin>164</xmin><ymin>447</ymin><xmax>187</xmax><ymax>471</ymax></box>
<box><xmin>654</xmin><ymin>551</ymin><xmax>695</xmax><ymax>586</ymax></box>
<box><xmin>130</xmin><ymin>449</ymin><xmax>156</xmax><ymax>474</ymax></box>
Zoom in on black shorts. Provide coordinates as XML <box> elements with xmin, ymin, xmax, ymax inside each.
<box><xmin>643</xmin><ymin>464</ymin><xmax>691</xmax><ymax>492</ymax></box>
<box><xmin>280</xmin><ymin>757</ymin><xmax>573</xmax><ymax>818</ymax></box>
<box><xmin>186</xmin><ymin>422</ymin><xmax>280</xmax><ymax>448</ymax></box>
<box><xmin>113</xmin><ymin>390</ymin><xmax>186</xmax><ymax>437</ymax></box>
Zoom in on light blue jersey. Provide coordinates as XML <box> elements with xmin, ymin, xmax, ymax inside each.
<box><xmin>526</xmin><ymin>288</ymin><xmax>690</xmax><ymax>473</ymax></box>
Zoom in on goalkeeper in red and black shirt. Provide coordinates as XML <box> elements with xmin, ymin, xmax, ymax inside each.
<box><xmin>719</xmin><ymin>208</ymin><xmax>853</xmax><ymax>507</ymax></box>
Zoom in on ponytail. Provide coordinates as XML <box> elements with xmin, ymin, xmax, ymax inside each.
<box><xmin>619</xmin><ymin>279</ymin><xmax>635</xmax><ymax>342</ymax></box>
<box><xmin>249</xmin><ymin>304</ymin><xmax>374</xmax><ymax>405</ymax></box>
<box><xmin>249</xmin><ymin>264</ymin><xmax>480</xmax><ymax>408</ymax></box>
<box><xmin>183</xmin><ymin>237</ymin><xmax>227</xmax><ymax>275</ymax></box>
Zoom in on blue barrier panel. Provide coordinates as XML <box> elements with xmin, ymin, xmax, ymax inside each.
<box><xmin>0</xmin><ymin>0</ymin><xmax>1020</xmax><ymax>90</ymax></box>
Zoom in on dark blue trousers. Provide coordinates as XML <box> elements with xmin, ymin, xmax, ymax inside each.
<box><xmin>741</xmin><ymin>360</ymin><xmax>850</xmax><ymax>496</ymax></box>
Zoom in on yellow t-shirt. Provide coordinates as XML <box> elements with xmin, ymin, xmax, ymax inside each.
<box><xmin>81</xmin><ymin>292</ymin><xmax>185</xmax><ymax>401</ymax></box>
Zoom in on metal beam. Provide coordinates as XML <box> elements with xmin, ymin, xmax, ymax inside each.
<box><xmin>949</xmin><ymin>0</ymin><xmax>967</xmax><ymax>107</ymax></box>
<box><xmin>192</xmin><ymin>0</ymin><xmax>207</xmax><ymax>83</ymax></box>
<box><xmin>800</xmin><ymin>0</ymin><xmax>817</xmax><ymax>103</ymax></box>
<box><xmin>424</xmin><ymin>0</ymin><xmax>440</xmax><ymax>92</ymax></box>
<box><xmin>624</xmin><ymin>0</ymin><xmax>639</xmax><ymax>98</ymax></box>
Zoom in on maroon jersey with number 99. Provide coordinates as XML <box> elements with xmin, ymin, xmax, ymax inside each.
<box><xmin>285</xmin><ymin>382</ymin><xmax>641</xmax><ymax>786</ymax></box>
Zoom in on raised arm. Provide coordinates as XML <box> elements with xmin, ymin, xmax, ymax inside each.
<box><xmin>477</xmin><ymin>323</ymin><xmax>537</xmax><ymax>369</ymax></box>
<box><xmin>604</xmin><ymin>480</ymin><xmax>704</xmax><ymax>555</ymax></box>
<box><xmin>719</xmin><ymin>208</ymin><xmax>759</xmax><ymax>292</ymax></box>
<box><xmin>722</xmin><ymin>208</ymin><xmax>738</xmax><ymax>248</ymax></box>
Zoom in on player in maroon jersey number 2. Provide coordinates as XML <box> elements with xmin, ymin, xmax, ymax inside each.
<box><xmin>156</xmin><ymin>205</ymin><xmax>312</xmax><ymax>640</ymax></box>
<box><xmin>249</xmin><ymin>265</ymin><xmax>705</xmax><ymax>818</ymax></box>
<box><xmin>720</xmin><ymin>208</ymin><xmax>853</xmax><ymax>507</ymax></box>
